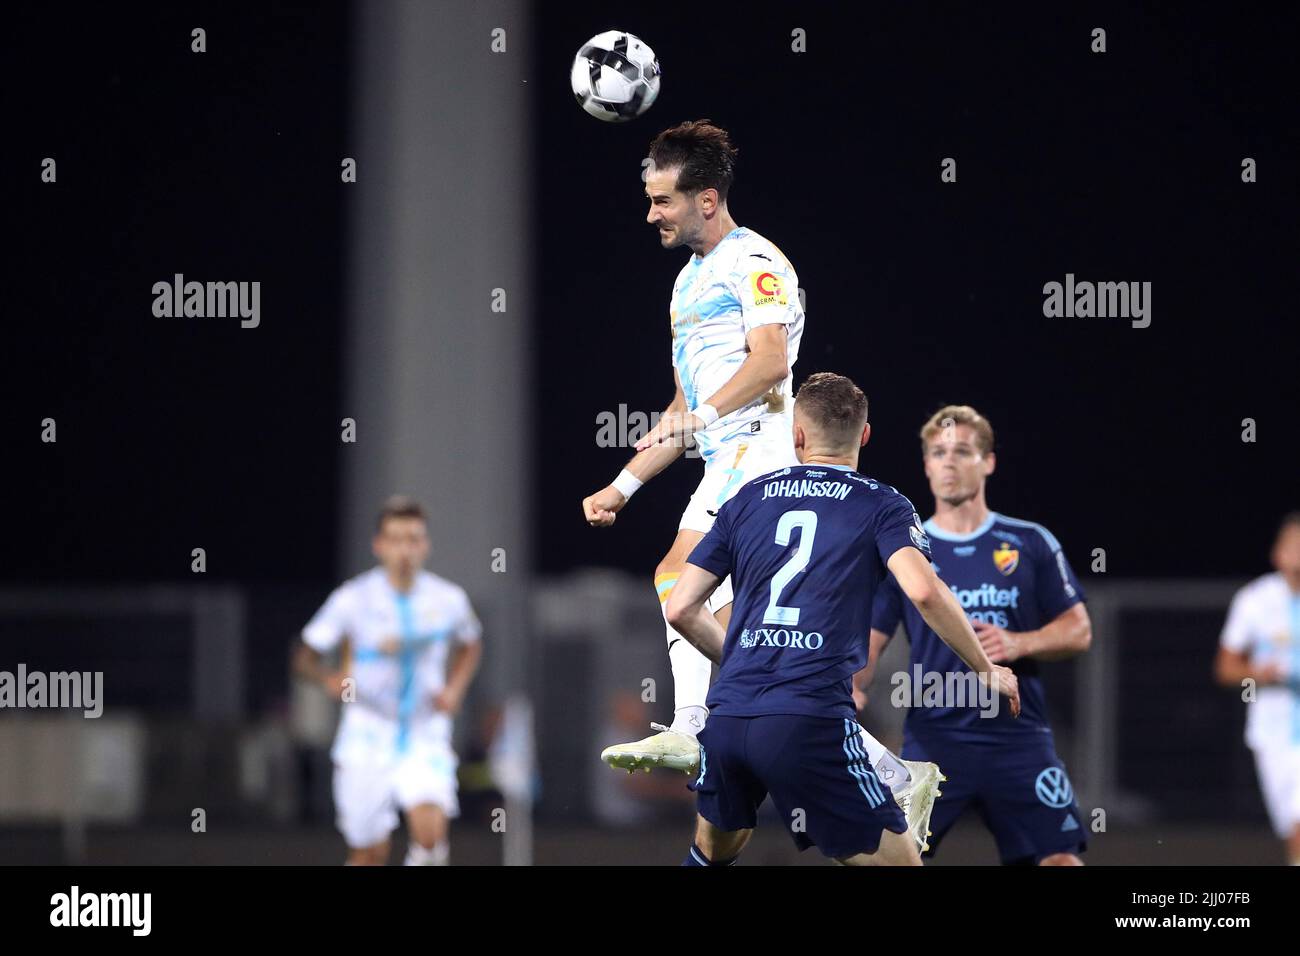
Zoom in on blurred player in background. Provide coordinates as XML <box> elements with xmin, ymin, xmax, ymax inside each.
<box><xmin>293</xmin><ymin>496</ymin><xmax>482</xmax><ymax>865</ymax></box>
<box><xmin>664</xmin><ymin>374</ymin><xmax>1019</xmax><ymax>865</ymax></box>
<box><xmin>861</xmin><ymin>406</ymin><xmax>1092</xmax><ymax>864</ymax></box>
<box><xmin>1215</xmin><ymin>512</ymin><xmax>1300</xmax><ymax>865</ymax></box>
<box><xmin>581</xmin><ymin>121</ymin><xmax>939</xmax><ymax>847</ymax></box>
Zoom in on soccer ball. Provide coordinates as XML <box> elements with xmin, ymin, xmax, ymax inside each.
<box><xmin>570</xmin><ymin>30</ymin><xmax>661</xmax><ymax>122</ymax></box>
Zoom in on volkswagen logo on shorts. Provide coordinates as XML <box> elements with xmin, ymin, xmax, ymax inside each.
<box><xmin>1034</xmin><ymin>767</ymin><xmax>1074</xmax><ymax>808</ymax></box>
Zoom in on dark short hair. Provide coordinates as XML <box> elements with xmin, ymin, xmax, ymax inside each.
<box><xmin>376</xmin><ymin>495</ymin><xmax>427</xmax><ymax>532</ymax></box>
<box><xmin>794</xmin><ymin>372</ymin><xmax>868</xmax><ymax>448</ymax></box>
<box><xmin>647</xmin><ymin>120</ymin><xmax>738</xmax><ymax>202</ymax></box>
<box><xmin>1277</xmin><ymin>512</ymin><xmax>1300</xmax><ymax>538</ymax></box>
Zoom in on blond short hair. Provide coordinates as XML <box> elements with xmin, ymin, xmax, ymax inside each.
<box><xmin>920</xmin><ymin>405</ymin><xmax>994</xmax><ymax>456</ymax></box>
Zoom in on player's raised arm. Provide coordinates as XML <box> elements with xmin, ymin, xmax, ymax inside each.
<box><xmin>663</xmin><ymin>562</ymin><xmax>726</xmax><ymax>665</ymax></box>
<box><xmin>635</xmin><ymin>324</ymin><xmax>789</xmax><ymax>451</ymax></box>
<box><xmin>886</xmin><ymin>546</ymin><xmax>1020</xmax><ymax>717</ymax></box>
<box><xmin>582</xmin><ymin>370</ymin><xmax>692</xmax><ymax>527</ymax></box>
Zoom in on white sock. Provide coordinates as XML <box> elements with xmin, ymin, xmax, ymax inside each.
<box><xmin>404</xmin><ymin>842</ymin><xmax>448</xmax><ymax>866</ymax></box>
<box><xmin>667</xmin><ymin>640</ymin><xmax>712</xmax><ymax>731</ymax></box>
<box><xmin>660</xmin><ymin>572</ymin><xmax>713</xmax><ymax>721</ymax></box>
<box><xmin>671</xmin><ymin>703</ymin><xmax>709</xmax><ymax>736</ymax></box>
<box><xmin>858</xmin><ymin>726</ymin><xmax>911</xmax><ymax>793</ymax></box>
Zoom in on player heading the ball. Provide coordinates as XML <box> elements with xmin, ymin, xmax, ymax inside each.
<box><xmin>583</xmin><ymin>121</ymin><xmax>944</xmax><ymax>853</ymax></box>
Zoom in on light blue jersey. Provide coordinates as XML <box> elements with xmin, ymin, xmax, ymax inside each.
<box><xmin>669</xmin><ymin>226</ymin><xmax>804</xmax><ymax>464</ymax></box>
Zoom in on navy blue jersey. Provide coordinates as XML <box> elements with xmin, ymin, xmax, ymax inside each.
<box><xmin>687</xmin><ymin>463</ymin><xmax>930</xmax><ymax>719</ymax></box>
<box><xmin>872</xmin><ymin>512</ymin><xmax>1085</xmax><ymax>742</ymax></box>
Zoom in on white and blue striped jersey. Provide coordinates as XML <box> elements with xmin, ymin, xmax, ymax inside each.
<box><xmin>1221</xmin><ymin>572</ymin><xmax>1300</xmax><ymax>749</ymax></box>
<box><xmin>669</xmin><ymin>226</ymin><xmax>804</xmax><ymax>464</ymax></box>
<box><xmin>303</xmin><ymin>567</ymin><xmax>481</xmax><ymax>757</ymax></box>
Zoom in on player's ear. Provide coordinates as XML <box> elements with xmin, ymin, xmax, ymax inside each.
<box><xmin>984</xmin><ymin>451</ymin><xmax>996</xmax><ymax>476</ymax></box>
<box><xmin>698</xmin><ymin>187</ymin><xmax>718</xmax><ymax>216</ymax></box>
<box><xmin>793</xmin><ymin>420</ymin><xmax>806</xmax><ymax>452</ymax></box>
<box><xmin>860</xmin><ymin>422</ymin><xmax>871</xmax><ymax>448</ymax></box>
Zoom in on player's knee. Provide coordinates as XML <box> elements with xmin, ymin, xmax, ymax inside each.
<box><xmin>654</xmin><ymin>559</ymin><xmax>682</xmax><ymax>588</ymax></box>
<box><xmin>654</xmin><ymin>565</ymin><xmax>682</xmax><ymax>616</ymax></box>
<box><xmin>898</xmin><ymin>840</ymin><xmax>924</xmax><ymax>866</ymax></box>
<box><xmin>839</xmin><ymin>828</ymin><xmax>922</xmax><ymax>866</ymax></box>
<box><xmin>1038</xmin><ymin>852</ymin><xmax>1084</xmax><ymax>866</ymax></box>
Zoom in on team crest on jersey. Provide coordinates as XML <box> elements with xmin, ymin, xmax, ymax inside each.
<box><xmin>909</xmin><ymin>513</ymin><xmax>931</xmax><ymax>554</ymax></box>
<box><xmin>993</xmin><ymin>542</ymin><xmax>1019</xmax><ymax>576</ymax></box>
<box><xmin>748</xmin><ymin>271</ymin><xmax>788</xmax><ymax>307</ymax></box>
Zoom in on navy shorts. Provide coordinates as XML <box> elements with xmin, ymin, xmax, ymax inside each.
<box><xmin>690</xmin><ymin>714</ymin><xmax>908</xmax><ymax>859</ymax></box>
<box><xmin>903</xmin><ymin>728</ymin><xmax>1087</xmax><ymax>865</ymax></box>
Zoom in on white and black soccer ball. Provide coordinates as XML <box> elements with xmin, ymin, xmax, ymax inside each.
<box><xmin>570</xmin><ymin>30</ymin><xmax>661</xmax><ymax>123</ymax></box>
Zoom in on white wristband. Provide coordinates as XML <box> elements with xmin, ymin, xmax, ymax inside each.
<box><xmin>693</xmin><ymin>404</ymin><xmax>719</xmax><ymax>428</ymax></box>
<box><xmin>612</xmin><ymin>468</ymin><xmax>643</xmax><ymax>500</ymax></box>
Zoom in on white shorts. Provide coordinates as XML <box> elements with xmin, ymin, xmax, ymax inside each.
<box><xmin>678</xmin><ymin>438</ymin><xmax>794</xmax><ymax>612</ymax></box>
<box><xmin>1251</xmin><ymin>742</ymin><xmax>1300</xmax><ymax>838</ymax></box>
<box><xmin>332</xmin><ymin>728</ymin><xmax>460</xmax><ymax>848</ymax></box>
<box><xmin>678</xmin><ymin>438</ymin><xmax>794</xmax><ymax>534</ymax></box>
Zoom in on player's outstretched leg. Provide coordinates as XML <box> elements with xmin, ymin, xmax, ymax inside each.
<box><xmin>682</xmin><ymin>814</ymin><xmax>751</xmax><ymax>866</ymax></box>
<box><xmin>601</xmin><ymin>530</ymin><xmax>712</xmax><ymax>777</ymax></box>
<box><xmin>834</xmin><ymin>826</ymin><xmax>923</xmax><ymax>867</ymax></box>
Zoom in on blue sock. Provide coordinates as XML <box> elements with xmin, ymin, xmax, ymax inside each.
<box><xmin>682</xmin><ymin>844</ymin><xmax>737</xmax><ymax>866</ymax></box>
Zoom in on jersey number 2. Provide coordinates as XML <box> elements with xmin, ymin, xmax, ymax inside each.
<box><xmin>764</xmin><ymin>510</ymin><xmax>818</xmax><ymax>626</ymax></box>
